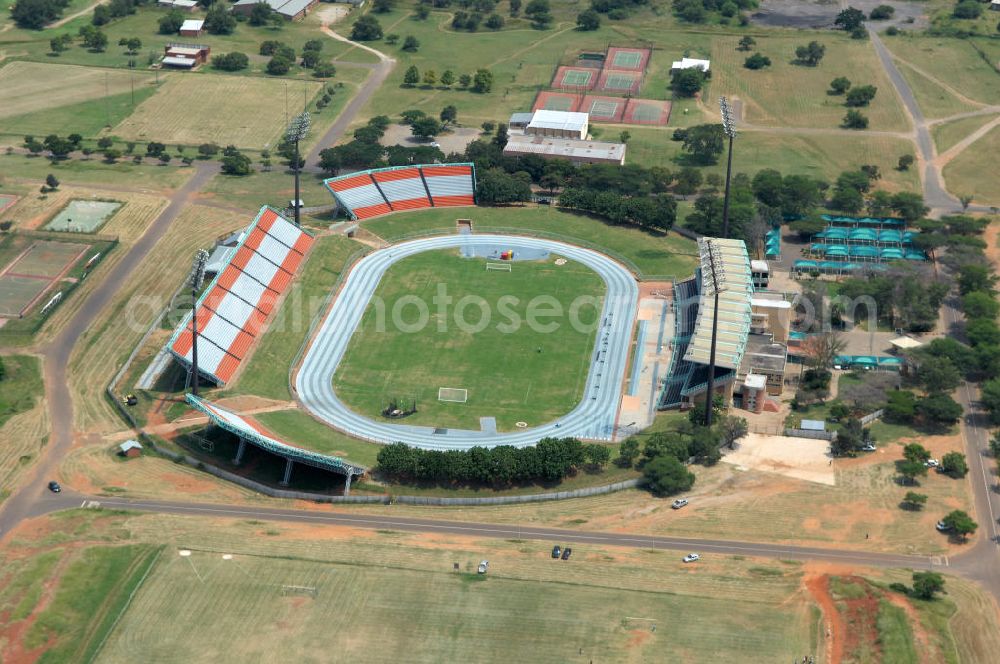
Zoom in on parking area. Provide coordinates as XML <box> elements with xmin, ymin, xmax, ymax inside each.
<box><xmin>722</xmin><ymin>432</ymin><xmax>835</xmax><ymax>486</ymax></box>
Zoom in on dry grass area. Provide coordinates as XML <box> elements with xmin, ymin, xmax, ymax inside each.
<box><xmin>112</xmin><ymin>75</ymin><xmax>322</xmax><ymax>149</ymax></box>
<box><xmin>942</xmin><ymin>124</ymin><xmax>1000</xmax><ymax>207</ymax></box>
<box><xmin>932</xmin><ymin>113</ymin><xmax>1000</xmax><ymax>153</ymax></box>
<box><xmin>0</xmin><ymin>365</ymin><xmax>48</xmax><ymax>504</ymax></box>
<box><xmin>710</xmin><ymin>34</ymin><xmax>910</xmax><ymax>131</ymax></box>
<box><xmin>0</xmin><ymin>62</ymin><xmax>160</xmax><ymax>121</ymax></box>
<box><xmin>885</xmin><ymin>37</ymin><xmax>1000</xmax><ymax>106</ymax></box>
<box><xmin>66</xmin><ymin>204</ymin><xmax>247</xmax><ymax>435</ymax></box>
<box><xmin>339</xmin><ymin>432</ymin><xmax>974</xmax><ymax>556</ymax></box>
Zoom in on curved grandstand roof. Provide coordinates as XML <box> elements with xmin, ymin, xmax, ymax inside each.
<box><xmin>682</xmin><ymin>238</ymin><xmax>753</xmax><ymax>371</ymax></box>
<box><xmin>187</xmin><ymin>394</ymin><xmax>365</xmax><ymax>476</ymax></box>
<box><xmin>324</xmin><ymin>163</ymin><xmax>476</xmax><ymax>220</ymax></box>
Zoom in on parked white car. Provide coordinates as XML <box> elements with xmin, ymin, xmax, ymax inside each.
<box><xmin>925</xmin><ymin>459</ymin><xmax>940</xmax><ymax>468</ymax></box>
<box><xmin>682</xmin><ymin>553</ymin><xmax>700</xmax><ymax>563</ymax></box>
<box><xmin>671</xmin><ymin>499</ymin><xmax>689</xmax><ymax>509</ymax></box>
<box><xmin>477</xmin><ymin>560</ymin><xmax>489</xmax><ymax>574</ymax></box>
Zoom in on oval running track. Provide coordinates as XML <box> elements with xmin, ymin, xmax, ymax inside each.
<box><xmin>295</xmin><ymin>234</ymin><xmax>639</xmax><ymax>450</ymax></box>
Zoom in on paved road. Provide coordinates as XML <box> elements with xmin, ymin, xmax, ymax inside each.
<box><xmin>296</xmin><ymin>234</ymin><xmax>638</xmax><ymax>447</ymax></box>
<box><xmin>0</xmin><ymin>161</ymin><xmax>220</xmax><ymax>539</ymax></box>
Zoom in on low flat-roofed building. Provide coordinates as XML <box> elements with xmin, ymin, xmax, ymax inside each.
<box><xmin>508</xmin><ymin>112</ymin><xmax>534</xmax><ymax>131</ymax></box>
<box><xmin>232</xmin><ymin>0</ymin><xmax>318</xmax><ymax>20</ymax></box>
<box><xmin>751</xmin><ymin>294</ymin><xmax>791</xmax><ymax>344</ymax></box>
<box><xmin>179</xmin><ymin>18</ymin><xmax>204</xmax><ymax>36</ymax></box>
<box><xmin>162</xmin><ymin>55</ymin><xmax>197</xmax><ymax>69</ymax></box>
<box><xmin>526</xmin><ymin>109</ymin><xmax>589</xmax><ymax>140</ymax></box>
<box><xmin>503</xmin><ymin>134</ymin><xmax>625</xmax><ymax>165</ymax></box>
<box><xmin>158</xmin><ymin>0</ymin><xmax>197</xmax><ymax>9</ymax></box>
<box><xmin>671</xmin><ymin>57</ymin><xmax>710</xmax><ymax>72</ymax></box>
<box><xmin>163</xmin><ymin>42</ymin><xmax>210</xmax><ymax>66</ymax></box>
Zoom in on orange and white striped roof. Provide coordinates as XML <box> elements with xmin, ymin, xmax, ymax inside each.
<box><xmin>324</xmin><ymin>163</ymin><xmax>476</xmax><ymax>221</ymax></box>
<box><xmin>168</xmin><ymin>206</ymin><xmax>314</xmax><ymax>385</ymax></box>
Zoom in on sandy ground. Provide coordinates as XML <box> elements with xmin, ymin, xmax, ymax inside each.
<box><xmin>315</xmin><ymin>5</ymin><xmax>351</xmax><ymax>26</ymax></box>
<box><xmin>380</xmin><ymin>124</ymin><xmax>482</xmax><ymax>155</ymax></box>
<box><xmin>723</xmin><ymin>432</ymin><xmax>835</xmax><ymax>485</ymax></box>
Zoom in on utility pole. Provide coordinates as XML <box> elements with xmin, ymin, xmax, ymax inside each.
<box><xmin>719</xmin><ymin>97</ymin><xmax>738</xmax><ymax>239</ymax></box>
<box><xmin>285</xmin><ymin>112</ymin><xmax>311</xmax><ymax>226</ymax></box>
<box><xmin>187</xmin><ymin>250</ymin><xmax>209</xmax><ymax>395</ymax></box>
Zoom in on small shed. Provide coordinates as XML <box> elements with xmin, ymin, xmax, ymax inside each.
<box><xmin>119</xmin><ymin>440</ymin><xmax>143</xmax><ymax>458</ymax></box>
<box><xmin>800</xmin><ymin>419</ymin><xmax>826</xmax><ymax>432</ymax></box>
<box><xmin>179</xmin><ymin>19</ymin><xmax>204</xmax><ymax>37</ymax></box>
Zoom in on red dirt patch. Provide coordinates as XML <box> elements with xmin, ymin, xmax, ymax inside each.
<box><xmin>804</xmin><ymin>573</ymin><xmax>845</xmax><ymax>664</ymax></box>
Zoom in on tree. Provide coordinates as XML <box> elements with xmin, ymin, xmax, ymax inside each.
<box><xmin>897</xmin><ymin>154</ymin><xmax>914</xmax><ymax>171</ymax></box>
<box><xmin>50</xmin><ymin>34</ymin><xmax>71</xmax><ymax>54</ymax></box>
<box><xmin>794</xmin><ymin>41</ymin><xmax>826</xmax><ymax>66</ymax></box>
<box><xmin>940</xmin><ymin>451</ymin><xmax>968</xmax><ymax>478</ymax></box>
<box><xmin>719</xmin><ymin>415</ymin><xmax>748</xmax><ymax>449</ymax></box>
<box><xmin>145</xmin><ymin>142</ymin><xmax>166</xmax><ymax>158</ymax></box>
<box><xmin>584</xmin><ymin>443</ymin><xmax>611</xmax><ymax>469</ymax></box>
<box><xmin>441</xmin><ymin>70</ymin><xmax>455</xmax><ymax>87</ymax></box>
<box><xmin>942</xmin><ymin>510</ymin><xmax>977</xmax><ymax>540</ymax></box>
<box><xmin>898</xmin><ymin>459</ymin><xmax>928</xmax><ymax>484</ymax></box>
<box><xmin>249</xmin><ymin>2</ymin><xmax>272</xmax><ymax>26</ymax></box>
<box><xmin>912</xmin><ymin>571</ymin><xmax>945</xmax><ymax>600</ymax></box>
<box><xmin>670</xmin><ymin>68</ymin><xmax>705</xmax><ymax>97</ymax></box>
<box><xmin>737</xmin><ymin>36</ymin><xmax>756</xmax><ymax>51</ymax></box>
<box><xmin>509</xmin><ymin>0</ymin><xmax>521</xmax><ymax>15</ymax></box>
<box><xmin>846</xmin><ymin>85</ymin><xmax>877</xmax><ymax>107</ymax></box>
<box><xmin>373</xmin><ymin>0</ymin><xmax>393</xmax><ymax>12</ymax></box>
<box><xmin>486</xmin><ymin>13</ymin><xmax>504</xmax><ymax>29</ymax></box>
<box><xmin>351</xmin><ymin>15</ymin><xmax>383</xmax><ymax>41</ymax></box>
<box><xmin>45</xmin><ymin>174</ymin><xmax>60</xmax><ymax>190</ymax></box>
<box><xmin>917</xmin><ymin>394</ymin><xmax>963</xmax><ymax>426</ymax></box>
<box><xmin>903</xmin><ymin>443</ymin><xmax>931</xmax><ymax>465</ymax></box>
<box><xmin>204</xmin><ymin>3</ymin><xmax>236</xmax><ymax>35</ymax></box>
<box><xmin>422</xmin><ymin>70</ymin><xmax>437</xmax><ymax>87</ymax></box>
<box><xmin>983</xmin><ymin>377</ymin><xmax>1000</xmax><ymax>423</ymax></box>
<box><xmin>681</xmin><ymin>124</ymin><xmax>724</xmax><ymax>164</ymax></box>
<box><xmin>842</xmin><ymin>110</ymin><xmax>868</xmax><ymax>129</ymax></box>
<box><xmin>476</xmin><ymin>168</ymin><xmax>531</xmax><ymax>204</ymax></box>
<box><xmin>415</xmin><ymin>3</ymin><xmax>429</xmax><ymax>19</ymax></box>
<box><xmin>834</xmin><ymin>6</ymin><xmax>866</xmax><ymax>31</ymax></box>
<box><xmin>158</xmin><ymin>152</ymin><xmax>172</xmax><ymax>165</ymax></box>
<box><xmin>212</xmin><ymin>52</ymin><xmax>249</xmax><ymax>71</ymax></box>
<box><xmin>869</xmin><ymin>4</ymin><xmax>894</xmax><ymax>20</ymax></box>
<box><xmin>917</xmin><ymin>355</ymin><xmax>962</xmax><ymax>394</ymax></box>
<box><xmin>411</xmin><ymin>116</ymin><xmax>442</xmax><ymax>139</ymax></box>
<box><xmin>616</xmin><ymin>438</ymin><xmax>641</xmax><ymax>468</ymax></box>
<box><xmin>402</xmin><ymin>35</ymin><xmax>420</xmax><ymax>51</ymax></box>
<box><xmin>472</xmin><ymin>68</ymin><xmax>494</xmax><ymax>93</ymax></box>
<box><xmin>959</xmin><ymin>264</ymin><xmax>997</xmax><ymax>295</ymax></box>
<box><xmin>267</xmin><ymin>56</ymin><xmax>292</xmax><ymax>75</ymax></box>
<box><xmin>829</xmin><ymin>77</ymin><xmax>851</xmax><ymax>95</ymax></box>
<box><xmin>524</xmin><ymin>0</ymin><xmax>552</xmax><ymax>29</ymax></box>
<box><xmin>643</xmin><ymin>455</ymin><xmax>696</xmax><ymax>496</ymax></box>
<box><xmin>118</xmin><ymin>37</ymin><xmax>141</xmax><ymax>55</ymax></box>
<box><xmin>890</xmin><ymin>191</ymin><xmax>928</xmax><ymax>223</ymax></box>
<box><xmin>576</xmin><ymin>8</ymin><xmax>600</xmax><ymax>30</ymax></box>
<box><xmin>744</xmin><ymin>53</ymin><xmax>771</xmax><ymax>70</ymax></box>
<box><xmin>953</xmin><ymin>0</ymin><xmax>982</xmax><ymax>19</ymax></box>
<box><xmin>440</xmin><ymin>105</ymin><xmax>457</xmax><ymax>125</ymax></box>
<box><xmin>12</xmin><ymin>0</ymin><xmax>72</xmax><ymax>29</ymax></box>
<box><xmin>80</xmin><ymin>26</ymin><xmax>108</xmax><ymax>52</ymax></box>
<box><xmin>901</xmin><ymin>491</ymin><xmax>927</xmax><ymax>510</ymax></box>
<box><xmin>313</xmin><ymin>63</ymin><xmax>336</xmax><ymax>78</ymax></box>
<box><xmin>198</xmin><ymin>143</ymin><xmax>220</xmax><ymax>158</ymax></box>
<box><xmin>801</xmin><ymin>332</ymin><xmax>846</xmax><ymax>369</ymax></box>
<box><xmin>458</xmin><ymin>73</ymin><xmax>472</xmax><ymax>88</ymax></box>
<box><xmin>403</xmin><ymin>65</ymin><xmax>420</xmax><ymax>87</ymax></box>
<box><xmin>102</xmin><ymin>148</ymin><xmax>122</xmax><ymax>163</ymax></box>
<box><xmin>963</xmin><ymin>291</ymin><xmax>1000</xmax><ymax>320</ymax></box>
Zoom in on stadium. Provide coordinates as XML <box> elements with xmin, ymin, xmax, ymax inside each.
<box><xmin>161</xmin><ymin>164</ymin><xmax>778</xmax><ymax>487</ymax></box>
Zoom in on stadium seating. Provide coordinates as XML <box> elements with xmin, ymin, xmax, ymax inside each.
<box><xmin>324</xmin><ymin>164</ymin><xmax>476</xmax><ymax>220</ymax></box>
<box><xmin>168</xmin><ymin>207</ymin><xmax>314</xmax><ymax>385</ymax></box>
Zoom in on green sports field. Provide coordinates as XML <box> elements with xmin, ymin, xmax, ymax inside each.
<box><xmin>333</xmin><ymin>249</ymin><xmax>604</xmax><ymax>431</ymax></box>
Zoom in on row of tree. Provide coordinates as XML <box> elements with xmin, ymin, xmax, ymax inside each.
<box><xmin>375</xmin><ymin>438</ymin><xmax>608</xmax><ymax>486</ymax></box>
<box><xmin>402</xmin><ymin>66</ymin><xmax>493</xmax><ymax>93</ymax></box>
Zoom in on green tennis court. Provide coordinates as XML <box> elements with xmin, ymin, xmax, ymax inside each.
<box><xmin>0</xmin><ymin>275</ymin><xmax>49</xmax><ymax>317</ymax></box>
<box><xmin>561</xmin><ymin>70</ymin><xmax>593</xmax><ymax>87</ymax></box>
<box><xmin>9</xmin><ymin>240</ymin><xmax>87</xmax><ymax>278</ymax></box>
<box><xmin>612</xmin><ymin>51</ymin><xmax>642</xmax><ymax>68</ymax></box>
<box><xmin>603</xmin><ymin>73</ymin><xmax>638</xmax><ymax>90</ymax></box>
<box><xmin>45</xmin><ymin>199</ymin><xmax>121</xmax><ymax>233</ymax></box>
<box><xmin>590</xmin><ymin>100</ymin><xmax>619</xmax><ymax>116</ymax></box>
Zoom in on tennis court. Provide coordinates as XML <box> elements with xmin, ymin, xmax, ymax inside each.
<box><xmin>0</xmin><ymin>194</ymin><xmax>18</xmax><ymax>215</ymax></box>
<box><xmin>623</xmin><ymin>98</ymin><xmax>672</xmax><ymax>126</ymax></box>
<box><xmin>605</xmin><ymin>47</ymin><xmax>651</xmax><ymax>72</ymax></box>
<box><xmin>581</xmin><ymin>95</ymin><xmax>625</xmax><ymax>122</ymax></box>
<box><xmin>552</xmin><ymin>66</ymin><xmax>597</xmax><ymax>90</ymax></box>
<box><xmin>597</xmin><ymin>70</ymin><xmax>642</xmax><ymax>95</ymax></box>
<box><xmin>45</xmin><ymin>199</ymin><xmax>121</xmax><ymax>233</ymax></box>
<box><xmin>533</xmin><ymin>91</ymin><xmax>582</xmax><ymax>113</ymax></box>
<box><xmin>0</xmin><ymin>240</ymin><xmax>87</xmax><ymax>316</ymax></box>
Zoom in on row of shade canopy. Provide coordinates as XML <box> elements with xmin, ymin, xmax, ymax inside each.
<box><xmin>808</xmin><ymin>244</ymin><xmax>927</xmax><ymax>260</ymax></box>
<box><xmin>820</xmin><ymin>214</ymin><xmax>906</xmax><ymax>228</ymax></box>
<box><xmin>814</xmin><ymin>227</ymin><xmax>918</xmax><ymax>244</ymax></box>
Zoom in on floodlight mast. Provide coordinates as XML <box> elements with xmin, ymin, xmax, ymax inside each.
<box><xmin>719</xmin><ymin>97</ymin><xmax>737</xmax><ymax>239</ymax></box>
<box><xmin>286</xmin><ymin>112</ymin><xmax>311</xmax><ymax>226</ymax></box>
<box><xmin>701</xmin><ymin>239</ymin><xmax>725</xmax><ymax>427</ymax></box>
<box><xmin>187</xmin><ymin>249</ymin><xmax>209</xmax><ymax>396</ymax></box>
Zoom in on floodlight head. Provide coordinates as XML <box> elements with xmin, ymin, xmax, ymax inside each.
<box><xmin>285</xmin><ymin>112</ymin><xmax>311</xmax><ymax>143</ymax></box>
<box><xmin>189</xmin><ymin>249</ymin><xmax>209</xmax><ymax>291</ymax></box>
<box><xmin>719</xmin><ymin>96</ymin><xmax>737</xmax><ymax>139</ymax></box>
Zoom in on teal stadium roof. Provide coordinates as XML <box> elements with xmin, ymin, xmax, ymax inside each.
<box><xmin>682</xmin><ymin>238</ymin><xmax>753</xmax><ymax>371</ymax></box>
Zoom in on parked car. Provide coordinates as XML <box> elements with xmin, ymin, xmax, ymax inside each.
<box><xmin>47</xmin><ymin>481</ymin><xmax>61</xmax><ymax>493</ymax></box>
<box><xmin>683</xmin><ymin>553</ymin><xmax>700</xmax><ymax>563</ymax></box>
<box><xmin>551</xmin><ymin>545</ymin><xmax>562</xmax><ymax>559</ymax></box>
<box><xmin>430</xmin><ymin>141</ymin><xmax>441</xmax><ymax>148</ymax></box>
<box><xmin>925</xmin><ymin>459</ymin><xmax>940</xmax><ymax>468</ymax></box>
<box><xmin>936</xmin><ymin>521</ymin><xmax>951</xmax><ymax>532</ymax></box>
<box><xmin>671</xmin><ymin>499</ymin><xmax>689</xmax><ymax>509</ymax></box>
<box><xmin>561</xmin><ymin>547</ymin><xmax>572</xmax><ymax>560</ymax></box>
<box><xmin>477</xmin><ymin>560</ymin><xmax>489</xmax><ymax>574</ymax></box>
<box><xmin>861</xmin><ymin>444</ymin><xmax>877</xmax><ymax>452</ymax></box>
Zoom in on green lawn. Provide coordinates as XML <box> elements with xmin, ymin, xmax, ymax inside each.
<box><xmin>885</xmin><ymin>36</ymin><xmax>1000</xmax><ymax>106</ymax></box>
<box><xmin>932</xmin><ymin>113</ymin><xmax>1000</xmax><ymax>153</ymax></box>
<box><xmin>0</xmin><ymin>153</ymin><xmax>193</xmax><ymax>190</ymax></box>
<box><xmin>202</xmin><ymin>168</ymin><xmax>336</xmax><ymax>214</ymax></box>
<box><xmin>942</xmin><ymin>124</ymin><xmax>1000</xmax><ymax>207</ymax></box>
<box><xmin>893</xmin><ymin>60</ymin><xmax>980</xmax><ymax>120</ymax></box>
<box><xmin>333</xmin><ymin>248</ymin><xmax>604</xmax><ymax>431</ymax></box>
<box><xmin>231</xmin><ymin>234</ymin><xmax>364</xmax><ymax>400</ymax></box>
<box><xmin>364</xmin><ymin>206</ymin><xmax>698</xmax><ymax>280</ymax></box>
<box><xmin>0</xmin><ymin>354</ymin><xmax>43</xmax><ymax>428</ymax></box>
<box><xmin>0</xmin><ymin>87</ymin><xmax>158</xmax><ymax>142</ymax></box>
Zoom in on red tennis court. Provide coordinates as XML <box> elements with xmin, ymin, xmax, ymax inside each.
<box><xmin>605</xmin><ymin>47</ymin><xmax>651</xmax><ymax>72</ymax></box>
<box><xmin>551</xmin><ymin>66</ymin><xmax>597</xmax><ymax>90</ymax></box>
<box><xmin>596</xmin><ymin>69</ymin><xmax>642</xmax><ymax>95</ymax></box>
<box><xmin>623</xmin><ymin>98</ymin><xmax>672</xmax><ymax>126</ymax></box>
<box><xmin>580</xmin><ymin>95</ymin><xmax>626</xmax><ymax>123</ymax></box>
<box><xmin>532</xmin><ymin>91</ymin><xmax>582</xmax><ymax>113</ymax></box>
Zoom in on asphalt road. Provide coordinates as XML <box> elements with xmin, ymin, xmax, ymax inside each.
<box><xmin>296</xmin><ymin>234</ymin><xmax>638</xmax><ymax>448</ymax></box>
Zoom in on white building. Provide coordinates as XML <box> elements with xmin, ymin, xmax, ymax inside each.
<box><xmin>671</xmin><ymin>57</ymin><xmax>711</xmax><ymax>72</ymax></box>
<box><xmin>525</xmin><ymin>110</ymin><xmax>589</xmax><ymax>141</ymax></box>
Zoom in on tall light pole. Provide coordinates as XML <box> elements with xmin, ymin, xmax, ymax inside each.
<box><xmin>719</xmin><ymin>97</ymin><xmax>737</xmax><ymax>239</ymax></box>
<box><xmin>286</xmin><ymin>112</ymin><xmax>311</xmax><ymax>226</ymax></box>
<box><xmin>700</xmin><ymin>239</ymin><xmax>728</xmax><ymax>427</ymax></box>
<box><xmin>187</xmin><ymin>249</ymin><xmax>209</xmax><ymax>395</ymax></box>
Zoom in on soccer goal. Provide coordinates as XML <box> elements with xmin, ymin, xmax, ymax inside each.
<box><xmin>486</xmin><ymin>262</ymin><xmax>511</xmax><ymax>272</ymax></box>
<box><xmin>438</xmin><ymin>387</ymin><xmax>468</xmax><ymax>403</ymax></box>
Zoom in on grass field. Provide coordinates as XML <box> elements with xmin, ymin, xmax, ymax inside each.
<box><xmin>932</xmin><ymin>113</ymin><xmax>1000</xmax><ymax>153</ymax></box>
<box><xmin>95</xmin><ymin>522</ymin><xmax>815</xmax><ymax>663</ymax></box>
<box><xmin>0</xmin><ymin>153</ymin><xmax>193</xmax><ymax>190</ymax></box>
<box><xmin>0</xmin><ymin>355</ymin><xmax>47</xmax><ymax>505</ymax></box>
<box><xmin>894</xmin><ymin>60</ymin><xmax>981</xmax><ymax>120</ymax></box>
<box><xmin>363</xmin><ymin>206</ymin><xmax>699</xmax><ymax>280</ymax></box>
<box><xmin>112</xmin><ymin>75</ymin><xmax>322</xmax><ymax>149</ymax></box>
<box><xmin>333</xmin><ymin>249</ymin><xmax>604</xmax><ymax>431</ymax></box>
<box><xmin>232</xmin><ymin>234</ymin><xmax>364</xmax><ymax>400</ymax></box>
<box><xmin>942</xmin><ymin>125</ymin><xmax>1000</xmax><ymax>207</ymax></box>
<box><xmin>0</xmin><ymin>354</ymin><xmax>42</xmax><ymax>430</ymax></box>
<box><xmin>885</xmin><ymin>36</ymin><xmax>1000</xmax><ymax>106</ymax></box>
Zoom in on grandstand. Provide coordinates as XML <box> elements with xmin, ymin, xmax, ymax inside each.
<box><xmin>325</xmin><ymin>163</ymin><xmax>476</xmax><ymax>221</ymax></box>
<box><xmin>167</xmin><ymin>206</ymin><xmax>313</xmax><ymax>385</ymax></box>
<box><xmin>186</xmin><ymin>394</ymin><xmax>366</xmax><ymax>489</ymax></box>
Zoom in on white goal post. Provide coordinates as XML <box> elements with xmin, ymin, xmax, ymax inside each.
<box><xmin>486</xmin><ymin>262</ymin><xmax>511</xmax><ymax>272</ymax></box>
<box><xmin>438</xmin><ymin>387</ymin><xmax>468</xmax><ymax>403</ymax></box>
